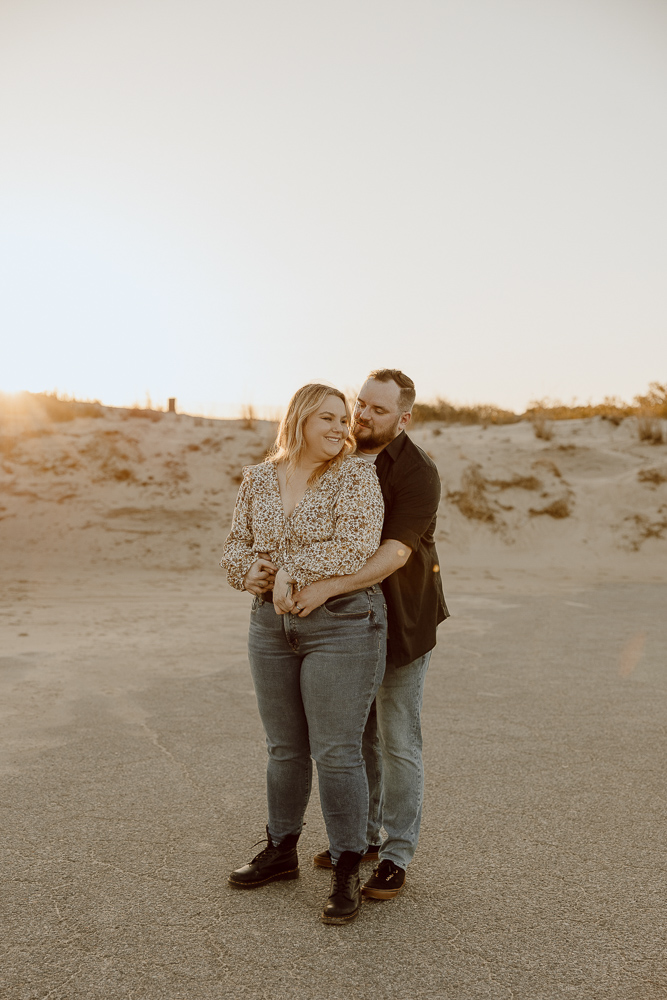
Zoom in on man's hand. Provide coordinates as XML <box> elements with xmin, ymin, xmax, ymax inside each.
<box><xmin>290</xmin><ymin>539</ymin><xmax>411</xmax><ymax>616</ymax></box>
<box><xmin>291</xmin><ymin>578</ymin><xmax>338</xmax><ymax>617</ymax></box>
<box><xmin>273</xmin><ymin>567</ymin><xmax>295</xmax><ymax>615</ymax></box>
<box><xmin>243</xmin><ymin>555</ymin><xmax>277</xmax><ymax>596</ymax></box>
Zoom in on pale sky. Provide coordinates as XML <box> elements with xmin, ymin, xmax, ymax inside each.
<box><xmin>1</xmin><ymin>0</ymin><xmax>666</xmax><ymax>416</ymax></box>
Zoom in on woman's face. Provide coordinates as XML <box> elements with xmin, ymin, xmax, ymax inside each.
<box><xmin>302</xmin><ymin>395</ymin><xmax>349</xmax><ymax>463</ymax></box>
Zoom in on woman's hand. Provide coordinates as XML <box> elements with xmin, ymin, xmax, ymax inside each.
<box><xmin>290</xmin><ymin>578</ymin><xmax>337</xmax><ymax>616</ymax></box>
<box><xmin>273</xmin><ymin>567</ymin><xmax>295</xmax><ymax>614</ymax></box>
<box><xmin>243</xmin><ymin>555</ymin><xmax>277</xmax><ymax>596</ymax></box>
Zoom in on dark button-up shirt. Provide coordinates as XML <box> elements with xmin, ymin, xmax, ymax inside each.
<box><xmin>374</xmin><ymin>431</ymin><xmax>449</xmax><ymax>667</ymax></box>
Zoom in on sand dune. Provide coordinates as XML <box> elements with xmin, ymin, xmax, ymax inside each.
<box><xmin>1</xmin><ymin>395</ymin><xmax>665</xmax><ymax>586</ymax></box>
<box><xmin>417</xmin><ymin>415</ymin><xmax>667</xmax><ymax>585</ymax></box>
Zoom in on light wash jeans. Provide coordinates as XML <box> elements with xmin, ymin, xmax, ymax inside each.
<box><xmin>362</xmin><ymin>650</ymin><xmax>432</xmax><ymax>870</ymax></box>
<box><xmin>247</xmin><ymin>586</ymin><xmax>387</xmax><ymax>863</ymax></box>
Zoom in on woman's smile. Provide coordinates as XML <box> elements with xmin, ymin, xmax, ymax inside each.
<box><xmin>302</xmin><ymin>395</ymin><xmax>349</xmax><ymax>461</ymax></box>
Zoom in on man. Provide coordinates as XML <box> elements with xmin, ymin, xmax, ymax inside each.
<box><xmin>288</xmin><ymin>368</ymin><xmax>449</xmax><ymax>900</ymax></box>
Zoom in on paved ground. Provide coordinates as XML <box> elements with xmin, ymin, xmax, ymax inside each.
<box><xmin>1</xmin><ymin>573</ymin><xmax>666</xmax><ymax>999</ymax></box>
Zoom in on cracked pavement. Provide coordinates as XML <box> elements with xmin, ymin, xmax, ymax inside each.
<box><xmin>1</xmin><ymin>569</ymin><xmax>666</xmax><ymax>999</ymax></box>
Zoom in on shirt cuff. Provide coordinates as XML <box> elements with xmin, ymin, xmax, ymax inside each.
<box><xmin>381</xmin><ymin>526</ymin><xmax>422</xmax><ymax>553</ymax></box>
<box><xmin>221</xmin><ymin>551</ymin><xmax>257</xmax><ymax>591</ymax></box>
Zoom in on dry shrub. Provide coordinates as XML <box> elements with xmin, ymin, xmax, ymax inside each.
<box><xmin>636</xmin><ymin>410</ymin><xmax>664</xmax><ymax>445</ymax></box>
<box><xmin>111</xmin><ymin>468</ymin><xmax>136</xmax><ymax>482</ymax></box>
<box><xmin>488</xmin><ymin>474</ymin><xmax>541</xmax><ymax>491</ymax></box>
<box><xmin>624</xmin><ymin>511</ymin><xmax>667</xmax><ymax>550</ymax></box>
<box><xmin>200</xmin><ymin>436</ymin><xmax>224</xmax><ymax>452</ymax></box>
<box><xmin>529</xmin><ymin>407</ymin><xmax>553</xmax><ymax>441</ymax></box>
<box><xmin>448</xmin><ymin>465</ymin><xmax>571</xmax><ymax>524</ymax></box>
<box><xmin>524</xmin><ymin>385</ymin><xmax>666</xmax><ymax>443</ymax></box>
<box><xmin>522</xmin><ymin>384</ymin><xmax>666</xmax><ymax>426</ymax></box>
<box><xmin>448</xmin><ymin>465</ymin><xmax>495</xmax><ymax>522</ymax></box>
<box><xmin>125</xmin><ymin>407</ymin><xmax>163</xmax><ymax>422</ymax></box>
<box><xmin>533</xmin><ymin>458</ymin><xmax>562</xmax><ymax>478</ymax></box>
<box><xmin>524</xmin><ymin>396</ymin><xmax>634</xmax><ymax>422</ymax></box>
<box><xmin>638</xmin><ymin>468</ymin><xmax>667</xmax><ymax>485</ymax></box>
<box><xmin>163</xmin><ymin>459</ymin><xmax>189</xmax><ymax>482</ymax></box>
<box><xmin>529</xmin><ymin>497</ymin><xmax>571</xmax><ymax>519</ymax></box>
<box><xmin>412</xmin><ymin>399</ymin><xmax>519</xmax><ymax>426</ymax></box>
<box><xmin>240</xmin><ymin>404</ymin><xmax>257</xmax><ymax>430</ymax></box>
<box><xmin>33</xmin><ymin>392</ymin><xmax>104</xmax><ymax>421</ymax></box>
<box><xmin>80</xmin><ymin>430</ymin><xmax>144</xmax><ymax>480</ymax></box>
<box><xmin>635</xmin><ymin>382</ymin><xmax>667</xmax><ymax>418</ymax></box>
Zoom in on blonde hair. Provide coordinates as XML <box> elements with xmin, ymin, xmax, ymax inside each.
<box><xmin>268</xmin><ymin>383</ymin><xmax>354</xmax><ymax>482</ymax></box>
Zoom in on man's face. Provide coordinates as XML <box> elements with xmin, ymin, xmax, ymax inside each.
<box><xmin>352</xmin><ymin>378</ymin><xmax>411</xmax><ymax>452</ymax></box>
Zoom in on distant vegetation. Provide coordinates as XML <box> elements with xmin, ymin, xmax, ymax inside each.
<box><xmin>0</xmin><ymin>392</ymin><xmax>166</xmax><ymax>424</ymax></box>
<box><xmin>239</xmin><ymin>403</ymin><xmax>257</xmax><ymax>430</ymax></box>
<box><xmin>18</xmin><ymin>391</ymin><xmax>105</xmax><ymax>421</ymax></box>
<box><xmin>412</xmin><ymin>383</ymin><xmax>666</xmax><ymax>445</ymax></box>
<box><xmin>412</xmin><ymin>383</ymin><xmax>667</xmax><ymax>426</ymax></box>
<box><xmin>523</xmin><ymin>384</ymin><xmax>666</xmax><ymax>444</ymax></box>
<box><xmin>411</xmin><ymin>400</ymin><xmax>519</xmax><ymax>425</ymax></box>
<box><xmin>2</xmin><ymin>384</ymin><xmax>665</xmax><ymax>437</ymax></box>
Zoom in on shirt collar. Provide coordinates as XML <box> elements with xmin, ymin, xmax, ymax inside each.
<box><xmin>378</xmin><ymin>430</ymin><xmax>408</xmax><ymax>463</ymax></box>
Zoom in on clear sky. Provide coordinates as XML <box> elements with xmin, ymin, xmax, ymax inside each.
<box><xmin>1</xmin><ymin>0</ymin><xmax>665</xmax><ymax>416</ymax></box>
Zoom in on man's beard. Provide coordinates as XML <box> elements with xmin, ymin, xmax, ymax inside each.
<box><xmin>352</xmin><ymin>415</ymin><xmax>401</xmax><ymax>451</ymax></box>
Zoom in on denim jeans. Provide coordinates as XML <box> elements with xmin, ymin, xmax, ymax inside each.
<box><xmin>247</xmin><ymin>585</ymin><xmax>387</xmax><ymax>863</ymax></box>
<box><xmin>362</xmin><ymin>650</ymin><xmax>432</xmax><ymax>870</ymax></box>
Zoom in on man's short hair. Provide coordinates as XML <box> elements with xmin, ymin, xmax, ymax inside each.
<box><xmin>367</xmin><ymin>369</ymin><xmax>416</xmax><ymax>414</ymax></box>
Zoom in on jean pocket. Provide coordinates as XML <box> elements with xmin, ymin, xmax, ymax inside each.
<box><xmin>322</xmin><ymin>591</ymin><xmax>372</xmax><ymax>619</ymax></box>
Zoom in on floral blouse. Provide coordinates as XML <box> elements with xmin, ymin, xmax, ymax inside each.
<box><xmin>220</xmin><ymin>457</ymin><xmax>384</xmax><ymax>592</ymax></box>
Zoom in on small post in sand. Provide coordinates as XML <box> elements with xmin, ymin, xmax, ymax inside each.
<box><xmin>168</xmin><ymin>398</ymin><xmax>177</xmax><ymax>414</ymax></box>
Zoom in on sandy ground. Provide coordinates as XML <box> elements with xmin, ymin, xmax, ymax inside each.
<box><xmin>1</xmin><ymin>398</ymin><xmax>666</xmax><ymax>998</ymax></box>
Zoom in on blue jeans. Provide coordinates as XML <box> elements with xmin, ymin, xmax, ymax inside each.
<box><xmin>247</xmin><ymin>586</ymin><xmax>387</xmax><ymax>863</ymax></box>
<box><xmin>362</xmin><ymin>650</ymin><xmax>432</xmax><ymax>870</ymax></box>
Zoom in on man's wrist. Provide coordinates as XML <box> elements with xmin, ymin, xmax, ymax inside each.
<box><xmin>317</xmin><ymin>577</ymin><xmax>339</xmax><ymax>599</ymax></box>
<box><xmin>326</xmin><ymin>574</ymin><xmax>363</xmax><ymax>597</ymax></box>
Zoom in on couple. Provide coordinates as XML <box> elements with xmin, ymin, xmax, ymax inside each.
<box><xmin>220</xmin><ymin>368</ymin><xmax>448</xmax><ymax>924</ymax></box>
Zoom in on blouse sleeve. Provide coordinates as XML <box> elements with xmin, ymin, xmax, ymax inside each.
<box><xmin>282</xmin><ymin>461</ymin><xmax>384</xmax><ymax>587</ymax></box>
<box><xmin>220</xmin><ymin>467</ymin><xmax>257</xmax><ymax>590</ymax></box>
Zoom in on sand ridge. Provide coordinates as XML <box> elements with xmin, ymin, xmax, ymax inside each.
<box><xmin>1</xmin><ymin>396</ymin><xmax>665</xmax><ymax>585</ymax></box>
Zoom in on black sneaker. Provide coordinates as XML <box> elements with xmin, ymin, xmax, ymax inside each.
<box><xmin>320</xmin><ymin>851</ymin><xmax>363</xmax><ymax>924</ymax></box>
<box><xmin>228</xmin><ymin>827</ymin><xmax>300</xmax><ymax>888</ymax></box>
<box><xmin>361</xmin><ymin>859</ymin><xmax>406</xmax><ymax>899</ymax></box>
<box><xmin>313</xmin><ymin>844</ymin><xmax>381</xmax><ymax>869</ymax></box>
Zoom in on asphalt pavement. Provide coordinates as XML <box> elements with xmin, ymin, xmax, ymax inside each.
<box><xmin>1</xmin><ymin>576</ymin><xmax>666</xmax><ymax>999</ymax></box>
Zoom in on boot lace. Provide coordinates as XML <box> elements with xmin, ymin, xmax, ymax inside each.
<box><xmin>332</xmin><ymin>859</ymin><xmax>359</xmax><ymax>897</ymax></box>
<box><xmin>249</xmin><ymin>838</ymin><xmax>280</xmax><ymax>864</ymax></box>
<box><xmin>374</xmin><ymin>859</ymin><xmax>400</xmax><ymax>882</ymax></box>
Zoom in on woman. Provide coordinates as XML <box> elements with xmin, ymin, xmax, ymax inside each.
<box><xmin>220</xmin><ymin>383</ymin><xmax>386</xmax><ymax>924</ymax></box>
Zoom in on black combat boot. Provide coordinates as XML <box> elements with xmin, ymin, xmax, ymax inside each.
<box><xmin>320</xmin><ymin>851</ymin><xmax>363</xmax><ymax>924</ymax></box>
<box><xmin>228</xmin><ymin>827</ymin><xmax>300</xmax><ymax>888</ymax></box>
